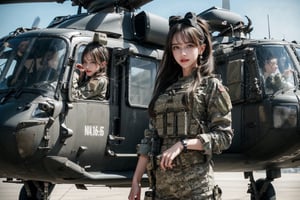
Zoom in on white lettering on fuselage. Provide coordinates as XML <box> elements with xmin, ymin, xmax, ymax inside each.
<box><xmin>84</xmin><ymin>125</ymin><xmax>104</xmax><ymax>136</ymax></box>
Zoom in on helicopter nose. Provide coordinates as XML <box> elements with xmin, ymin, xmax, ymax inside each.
<box><xmin>0</xmin><ymin>125</ymin><xmax>20</xmax><ymax>162</ymax></box>
<box><xmin>0</xmin><ymin>116</ymin><xmax>48</xmax><ymax>178</ymax></box>
<box><xmin>0</xmin><ymin>110</ymin><xmax>24</xmax><ymax>167</ymax></box>
<box><xmin>0</xmin><ymin>102</ymin><xmax>46</xmax><ymax>162</ymax></box>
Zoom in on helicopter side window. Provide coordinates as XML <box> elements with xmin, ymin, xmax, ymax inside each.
<box><xmin>226</xmin><ymin>59</ymin><xmax>244</xmax><ymax>103</ymax></box>
<box><xmin>71</xmin><ymin>44</ymin><xmax>109</xmax><ymax>101</ymax></box>
<box><xmin>256</xmin><ymin>45</ymin><xmax>295</xmax><ymax>94</ymax></box>
<box><xmin>128</xmin><ymin>56</ymin><xmax>157</xmax><ymax>107</ymax></box>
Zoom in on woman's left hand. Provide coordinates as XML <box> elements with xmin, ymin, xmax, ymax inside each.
<box><xmin>160</xmin><ymin>142</ymin><xmax>183</xmax><ymax>171</ymax></box>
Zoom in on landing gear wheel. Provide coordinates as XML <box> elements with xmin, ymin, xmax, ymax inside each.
<box><xmin>19</xmin><ymin>181</ymin><xmax>55</xmax><ymax>200</ymax></box>
<box><xmin>250</xmin><ymin>178</ymin><xmax>276</xmax><ymax>200</ymax></box>
<box><xmin>19</xmin><ymin>181</ymin><xmax>37</xmax><ymax>200</ymax></box>
<box><xmin>245</xmin><ymin>170</ymin><xmax>279</xmax><ymax>200</ymax></box>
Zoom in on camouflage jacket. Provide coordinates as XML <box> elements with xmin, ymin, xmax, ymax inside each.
<box><xmin>72</xmin><ymin>70</ymin><xmax>108</xmax><ymax>101</ymax></box>
<box><xmin>264</xmin><ymin>72</ymin><xmax>294</xmax><ymax>94</ymax></box>
<box><xmin>138</xmin><ymin>73</ymin><xmax>233</xmax><ymax>157</ymax></box>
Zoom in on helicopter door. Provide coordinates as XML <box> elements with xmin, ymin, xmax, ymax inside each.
<box><xmin>214</xmin><ymin>58</ymin><xmax>245</xmax><ymax>153</ymax></box>
<box><xmin>107</xmin><ymin>55</ymin><xmax>157</xmax><ymax>165</ymax></box>
<box><xmin>215</xmin><ymin>48</ymin><xmax>264</xmax><ymax>153</ymax></box>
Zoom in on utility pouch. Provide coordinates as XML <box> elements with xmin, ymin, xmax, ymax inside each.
<box><xmin>213</xmin><ymin>185</ymin><xmax>222</xmax><ymax>200</ymax></box>
<box><xmin>144</xmin><ymin>190</ymin><xmax>155</xmax><ymax>200</ymax></box>
<box><xmin>150</xmin><ymin>129</ymin><xmax>161</xmax><ymax>156</ymax></box>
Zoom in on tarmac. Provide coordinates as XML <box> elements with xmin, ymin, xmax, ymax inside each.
<box><xmin>0</xmin><ymin>172</ymin><xmax>299</xmax><ymax>200</ymax></box>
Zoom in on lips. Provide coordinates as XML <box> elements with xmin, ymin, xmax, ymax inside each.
<box><xmin>180</xmin><ymin>58</ymin><xmax>189</xmax><ymax>63</ymax></box>
<box><xmin>85</xmin><ymin>70</ymin><xmax>93</xmax><ymax>76</ymax></box>
<box><xmin>86</xmin><ymin>70</ymin><xmax>92</xmax><ymax>73</ymax></box>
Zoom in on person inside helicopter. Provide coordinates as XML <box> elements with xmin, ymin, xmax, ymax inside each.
<box><xmin>24</xmin><ymin>46</ymin><xmax>59</xmax><ymax>85</ymax></box>
<box><xmin>15</xmin><ymin>40</ymin><xmax>30</xmax><ymax>62</ymax></box>
<box><xmin>72</xmin><ymin>42</ymin><xmax>109</xmax><ymax>101</ymax></box>
<box><xmin>262</xmin><ymin>53</ymin><xmax>294</xmax><ymax>94</ymax></box>
<box><xmin>0</xmin><ymin>40</ymin><xmax>30</xmax><ymax>80</ymax></box>
<box><xmin>0</xmin><ymin>38</ymin><xmax>66</xmax><ymax>91</ymax></box>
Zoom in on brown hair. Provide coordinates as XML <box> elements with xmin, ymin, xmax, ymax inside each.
<box><xmin>148</xmin><ymin>13</ymin><xmax>214</xmax><ymax>117</ymax></box>
<box><xmin>82</xmin><ymin>42</ymin><xmax>109</xmax><ymax>76</ymax></box>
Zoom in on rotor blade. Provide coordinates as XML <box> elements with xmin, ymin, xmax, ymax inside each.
<box><xmin>31</xmin><ymin>16</ymin><xmax>40</xmax><ymax>29</ymax></box>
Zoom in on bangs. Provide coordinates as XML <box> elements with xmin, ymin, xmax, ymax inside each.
<box><xmin>172</xmin><ymin>26</ymin><xmax>200</xmax><ymax>45</ymax></box>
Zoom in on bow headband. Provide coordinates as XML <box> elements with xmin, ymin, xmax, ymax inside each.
<box><xmin>169</xmin><ymin>12</ymin><xmax>204</xmax><ymax>36</ymax></box>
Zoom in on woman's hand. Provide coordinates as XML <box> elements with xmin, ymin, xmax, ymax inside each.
<box><xmin>128</xmin><ymin>181</ymin><xmax>141</xmax><ymax>200</ymax></box>
<box><xmin>160</xmin><ymin>142</ymin><xmax>183</xmax><ymax>171</ymax></box>
<box><xmin>128</xmin><ymin>155</ymin><xmax>148</xmax><ymax>200</ymax></box>
<box><xmin>283</xmin><ymin>68</ymin><xmax>293</xmax><ymax>78</ymax></box>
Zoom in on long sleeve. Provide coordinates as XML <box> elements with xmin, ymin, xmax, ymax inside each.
<box><xmin>73</xmin><ymin>74</ymin><xmax>108</xmax><ymax>101</ymax></box>
<box><xmin>194</xmin><ymin>77</ymin><xmax>233</xmax><ymax>156</ymax></box>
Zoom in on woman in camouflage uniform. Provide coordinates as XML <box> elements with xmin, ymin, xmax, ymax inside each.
<box><xmin>129</xmin><ymin>12</ymin><xmax>233</xmax><ymax>200</ymax></box>
<box><xmin>73</xmin><ymin>42</ymin><xmax>109</xmax><ymax>100</ymax></box>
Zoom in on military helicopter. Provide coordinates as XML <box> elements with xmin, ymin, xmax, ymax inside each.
<box><xmin>0</xmin><ymin>0</ymin><xmax>300</xmax><ymax>200</ymax></box>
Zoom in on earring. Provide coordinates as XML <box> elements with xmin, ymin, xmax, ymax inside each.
<box><xmin>197</xmin><ymin>54</ymin><xmax>202</xmax><ymax>65</ymax></box>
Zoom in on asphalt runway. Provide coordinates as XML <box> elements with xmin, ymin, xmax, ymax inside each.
<box><xmin>1</xmin><ymin>172</ymin><xmax>299</xmax><ymax>200</ymax></box>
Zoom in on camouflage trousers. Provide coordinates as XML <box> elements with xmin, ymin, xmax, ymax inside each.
<box><xmin>153</xmin><ymin>151</ymin><xmax>215</xmax><ymax>200</ymax></box>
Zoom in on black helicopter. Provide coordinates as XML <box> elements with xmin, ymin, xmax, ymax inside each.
<box><xmin>0</xmin><ymin>0</ymin><xmax>300</xmax><ymax>200</ymax></box>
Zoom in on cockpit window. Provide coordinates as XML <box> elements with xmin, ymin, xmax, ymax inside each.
<box><xmin>0</xmin><ymin>37</ymin><xmax>67</xmax><ymax>91</ymax></box>
<box><xmin>256</xmin><ymin>45</ymin><xmax>295</xmax><ymax>94</ymax></box>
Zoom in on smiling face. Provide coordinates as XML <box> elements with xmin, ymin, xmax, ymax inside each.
<box><xmin>171</xmin><ymin>32</ymin><xmax>205</xmax><ymax>77</ymax></box>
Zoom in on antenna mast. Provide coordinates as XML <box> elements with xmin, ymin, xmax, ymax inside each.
<box><xmin>267</xmin><ymin>14</ymin><xmax>271</xmax><ymax>39</ymax></box>
<box><xmin>222</xmin><ymin>0</ymin><xmax>230</xmax><ymax>10</ymax></box>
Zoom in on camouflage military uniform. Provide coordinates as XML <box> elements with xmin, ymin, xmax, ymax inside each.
<box><xmin>138</xmin><ymin>72</ymin><xmax>233</xmax><ymax>200</ymax></box>
<box><xmin>72</xmin><ymin>70</ymin><xmax>108</xmax><ymax>101</ymax></box>
<box><xmin>264</xmin><ymin>72</ymin><xmax>294</xmax><ymax>94</ymax></box>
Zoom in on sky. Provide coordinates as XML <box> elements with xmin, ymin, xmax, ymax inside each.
<box><xmin>0</xmin><ymin>0</ymin><xmax>299</xmax><ymax>42</ymax></box>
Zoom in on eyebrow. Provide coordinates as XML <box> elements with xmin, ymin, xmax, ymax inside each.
<box><xmin>172</xmin><ymin>41</ymin><xmax>193</xmax><ymax>45</ymax></box>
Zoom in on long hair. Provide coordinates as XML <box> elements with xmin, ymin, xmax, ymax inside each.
<box><xmin>82</xmin><ymin>42</ymin><xmax>109</xmax><ymax>77</ymax></box>
<box><xmin>148</xmin><ymin>14</ymin><xmax>214</xmax><ymax>117</ymax></box>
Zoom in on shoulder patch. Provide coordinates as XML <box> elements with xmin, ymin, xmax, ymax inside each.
<box><xmin>218</xmin><ymin>84</ymin><xmax>226</xmax><ymax>92</ymax></box>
